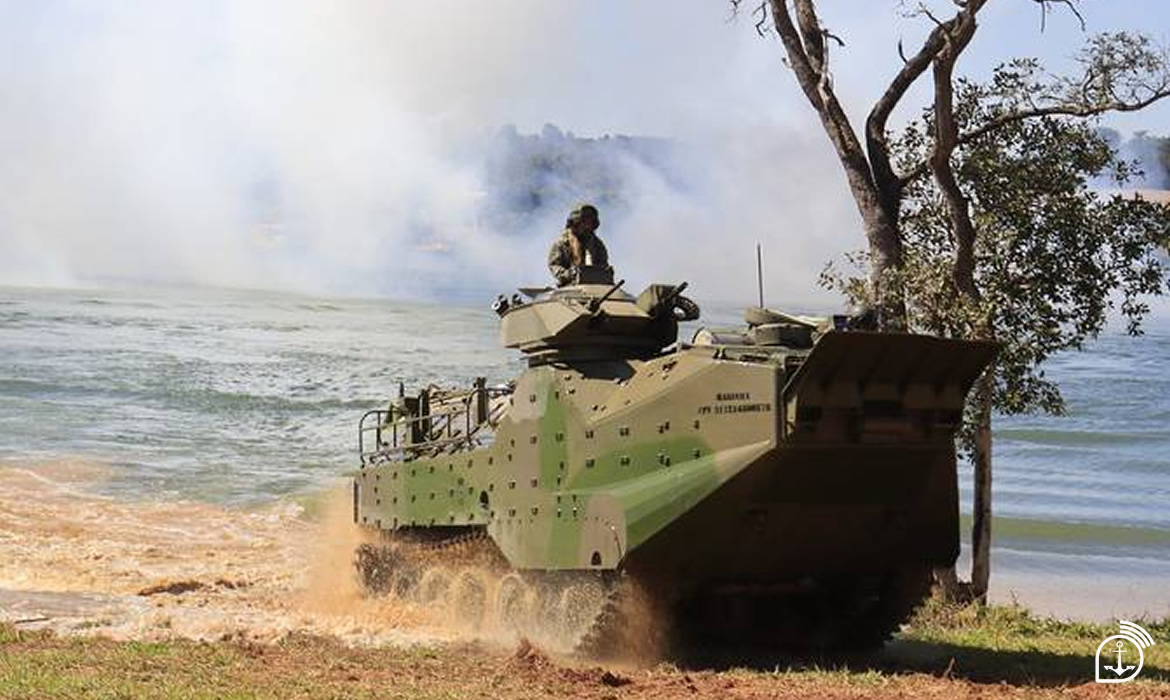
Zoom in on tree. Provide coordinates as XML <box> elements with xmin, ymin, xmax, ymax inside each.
<box><xmin>828</xmin><ymin>72</ymin><xmax>1170</xmax><ymax>597</ymax></box>
<box><xmin>736</xmin><ymin>0</ymin><xmax>1170</xmax><ymax>600</ymax></box>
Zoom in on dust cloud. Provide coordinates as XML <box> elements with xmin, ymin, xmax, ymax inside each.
<box><xmin>296</xmin><ymin>485</ymin><xmax>429</xmax><ymax>634</ymax></box>
<box><xmin>0</xmin><ymin>459</ymin><xmax>672</xmax><ymax>663</ymax></box>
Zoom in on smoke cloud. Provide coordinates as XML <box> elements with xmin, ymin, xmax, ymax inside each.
<box><xmin>4</xmin><ymin>1</ymin><xmax>1157</xmax><ymax>307</ymax></box>
<box><xmin>0</xmin><ymin>1</ymin><xmax>864</xmax><ymax>307</ymax></box>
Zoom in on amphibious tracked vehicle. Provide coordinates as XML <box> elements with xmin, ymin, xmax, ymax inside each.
<box><xmin>352</xmin><ymin>266</ymin><xmax>997</xmax><ymax>654</ymax></box>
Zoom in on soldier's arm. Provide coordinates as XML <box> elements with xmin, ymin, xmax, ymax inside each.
<box><xmin>593</xmin><ymin>237</ymin><xmax>609</xmax><ymax>268</ymax></box>
<box><xmin>548</xmin><ymin>239</ymin><xmax>575</xmax><ymax>286</ymax></box>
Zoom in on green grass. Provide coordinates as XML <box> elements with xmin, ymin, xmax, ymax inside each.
<box><xmin>886</xmin><ymin>596</ymin><xmax>1170</xmax><ymax>686</ymax></box>
<box><xmin>2</xmin><ymin>603</ymin><xmax>1169</xmax><ymax>699</ymax></box>
<box><xmin>0</xmin><ymin>630</ymin><xmax>253</xmax><ymax>700</ymax></box>
<box><xmin>908</xmin><ymin>594</ymin><xmax>1170</xmax><ymax>648</ymax></box>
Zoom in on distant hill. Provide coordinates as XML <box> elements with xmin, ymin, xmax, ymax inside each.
<box><xmin>1134</xmin><ymin>189</ymin><xmax>1170</xmax><ymax>205</ymax></box>
<box><xmin>480</xmin><ymin>124</ymin><xmax>683</xmax><ymax>234</ymax></box>
<box><xmin>1099</xmin><ymin>129</ymin><xmax>1170</xmax><ymax>189</ymax></box>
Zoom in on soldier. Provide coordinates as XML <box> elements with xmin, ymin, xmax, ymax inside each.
<box><xmin>548</xmin><ymin>204</ymin><xmax>610</xmax><ymax>287</ymax></box>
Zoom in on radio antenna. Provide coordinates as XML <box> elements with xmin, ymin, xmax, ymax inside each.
<box><xmin>755</xmin><ymin>243</ymin><xmax>765</xmax><ymax>309</ymax></box>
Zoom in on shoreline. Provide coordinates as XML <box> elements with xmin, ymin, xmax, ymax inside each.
<box><xmin>989</xmin><ymin>569</ymin><xmax>1170</xmax><ymax>622</ymax></box>
<box><xmin>2</xmin><ymin>458</ymin><xmax>1168</xmax><ymax>634</ymax></box>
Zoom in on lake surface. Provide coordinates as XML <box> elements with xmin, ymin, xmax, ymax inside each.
<box><xmin>1</xmin><ymin>284</ymin><xmax>1167</xmax><ymax>620</ymax></box>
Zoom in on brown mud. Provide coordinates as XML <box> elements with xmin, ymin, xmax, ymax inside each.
<box><xmin>0</xmin><ymin>459</ymin><xmax>439</xmax><ymax>647</ymax></box>
<box><xmin>0</xmin><ymin>458</ymin><xmax>657</xmax><ymax>657</ymax></box>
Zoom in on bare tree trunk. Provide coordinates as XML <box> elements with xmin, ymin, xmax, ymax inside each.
<box><xmin>862</xmin><ymin>211</ymin><xmax>906</xmax><ymax>330</ymax></box>
<box><xmin>913</xmin><ymin>1</ymin><xmax>996</xmax><ymax>604</ymax></box>
<box><xmin>767</xmin><ymin>0</ymin><xmax>907</xmax><ymax>328</ymax></box>
<box><xmin>970</xmin><ymin>373</ymin><xmax>994</xmax><ymax>601</ymax></box>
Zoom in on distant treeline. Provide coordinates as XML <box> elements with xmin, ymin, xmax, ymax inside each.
<box><xmin>478</xmin><ymin>127</ymin><xmax>1168</xmax><ymax>239</ymax></box>
<box><xmin>1099</xmin><ymin>128</ymin><xmax>1170</xmax><ymax>189</ymax></box>
<box><xmin>481</xmin><ymin>124</ymin><xmax>681</xmax><ymax>233</ymax></box>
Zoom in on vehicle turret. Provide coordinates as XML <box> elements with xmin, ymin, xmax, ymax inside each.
<box><xmin>495</xmin><ymin>266</ymin><xmax>699</xmax><ymax>364</ymax></box>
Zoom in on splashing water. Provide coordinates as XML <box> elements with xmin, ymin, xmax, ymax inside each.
<box><xmin>0</xmin><ymin>459</ymin><xmax>441</xmax><ymax>646</ymax></box>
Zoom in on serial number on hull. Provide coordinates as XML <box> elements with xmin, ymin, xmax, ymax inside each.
<box><xmin>698</xmin><ymin>402</ymin><xmax>773</xmax><ymax>415</ymax></box>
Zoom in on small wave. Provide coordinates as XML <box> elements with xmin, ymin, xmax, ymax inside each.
<box><xmin>997</xmin><ymin>427</ymin><xmax>1170</xmax><ymax>447</ymax></box>
<box><xmin>157</xmin><ymin>386</ymin><xmax>381</xmax><ymax>414</ymax></box>
<box><xmin>962</xmin><ymin>514</ymin><xmax>1170</xmax><ymax>548</ymax></box>
<box><xmin>20</xmin><ymin>313</ymin><xmax>171</xmax><ymax>332</ymax></box>
<box><xmin>1</xmin><ymin>376</ymin><xmax>380</xmax><ymax>419</ymax></box>
<box><xmin>0</xmin><ymin>377</ymin><xmax>73</xmax><ymax>397</ymax></box>
<box><xmin>0</xmin><ymin>310</ymin><xmax>32</xmax><ymax>324</ymax></box>
<box><xmin>73</xmin><ymin>298</ymin><xmax>164</xmax><ymax>310</ymax></box>
<box><xmin>254</xmin><ymin>323</ymin><xmax>309</xmax><ymax>333</ymax></box>
<box><xmin>295</xmin><ymin>303</ymin><xmax>344</xmax><ymax>313</ymax></box>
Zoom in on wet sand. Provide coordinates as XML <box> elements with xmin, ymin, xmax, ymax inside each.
<box><xmin>961</xmin><ymin>548</ymin><xmax>1170</xmax><ymax>622</ymax></box>
<box><xmin>0</xmin><ymin>459</ymin><xmax>440</xmax><ymax>646</ymax></box>
<box><xmin>989</xmin><ymin>570</ymin><xmax>1170</xmax><ymax>622</ymax></box>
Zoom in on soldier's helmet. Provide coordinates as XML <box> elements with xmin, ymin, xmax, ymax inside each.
<box><xmin>566</xmin><ymin>203</ymin><xmax>599</xmax><ymax>226</ymax></box>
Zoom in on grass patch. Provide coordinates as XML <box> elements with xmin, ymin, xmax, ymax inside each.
<box><xmin>887</xmin><ymin>596</ymin><xmax>1170</xmax><ymax>687</ymax></box>
<box><xmin>908</xmin><ymin>594</ymin><xmax>1111</xmax><ymax>641</ymax></box>
<box><xmin>907</xmin><ymin>594</ymin><xmax>1170</xmax><ymax>649</ymax></box>
<box><xmin>1</xmin><ymin>606</ymin><xmax>1169</xmax><ymax>698</ymax></box>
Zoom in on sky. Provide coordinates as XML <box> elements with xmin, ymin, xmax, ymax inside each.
<box><xmin>0</xmin><ymin>0</ymin><xmax>1167</xmax><ymax>306</ymax></box>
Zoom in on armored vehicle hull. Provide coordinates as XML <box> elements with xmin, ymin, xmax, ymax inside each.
<box><xmin>353</xmin><ymin>282</ymin><xmax>996</xmax><ymax>654</ymax></box>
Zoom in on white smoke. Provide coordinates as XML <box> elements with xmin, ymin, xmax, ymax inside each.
<box><xmin>0</xmin><ymin>1</ymin><xmax>867</xmax><ymax>306</ymax></box>
<box><xmin>4</xmin><ymin>1</ymin><xmax>1149</xmax><ymax>307</ymax></box>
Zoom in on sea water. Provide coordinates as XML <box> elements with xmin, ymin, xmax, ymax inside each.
<box><xmin>1</xmin><ymin>284</ymin><xmax>1167</xmax><ymax>620</ymax></box>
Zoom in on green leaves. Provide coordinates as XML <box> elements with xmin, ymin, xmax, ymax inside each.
<box><xmin>901</xmin><ymin>66</ymin><xmax>1170</xmax><ymax>429</ymax></box>
<box><xmin>825</xmin><ymin>46</ymin><xmax>1170</xmax><ymax>457</ymax></box>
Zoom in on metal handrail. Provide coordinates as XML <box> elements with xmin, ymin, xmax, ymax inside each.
<box><xmin>359</xmin><ymin>385</ymin><xmax>511</xmax><ymax>465</ymax></box>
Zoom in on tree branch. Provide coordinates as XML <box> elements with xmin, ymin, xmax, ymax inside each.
<box><xmin>899</xmin><ymin>87</ymin><xmax>1170</xmax><ymax>186</ymax></box>
<box><xmin>865</xmin><ymin>8</ymin><xmax>953</xmax><ymax>227</ymax></box>
<box><xmin>767</xmin><ymin>0</ymin><xmax>826</xmax><ymax>111</ymax></box>
<box><xmin>728</xmin><ymin>0</ymin><xmax>771</xmax><ymax>37</ymax></box>
<box><xmin>1032</xmin><ymin>0</ymin><xmax>1085</xmax><ymax>32</ymax></box>
<box><xmin>766</xmin><ymin>0</ymin><xmax>881</xmax><ymax>208</ymax></box>
<box><xmin>793</xmin><ymin>0</ymin><xmax>828</xmax><ymax>76</ymax></box>
<box><xmin>766</xmin><ymin>0</ymin><xmax>906</xmax><ymax>328</ymax></box>
<box><xmin>928</xmin><ymin>4</ymin><xmax>984</xmax><ymax>305</ymax></box>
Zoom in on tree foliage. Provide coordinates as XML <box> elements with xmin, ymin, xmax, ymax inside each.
<box><xmin>825</xmin><ymin>63</ymin><xmax>1170</xmax><ymax>451</ymax></box>
<box><xmin>742</xmin><ymin>0</ymin><xmax>1170</xmax><ymax>600</ymax></box>
<box><xmin>733</xmin><ymin>2</ymin><xmax>1170</xmax><ymax>329</ymax></box>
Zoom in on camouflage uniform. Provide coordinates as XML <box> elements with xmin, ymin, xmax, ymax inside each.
<box><xmin>548</xmin><ymin>229</ymin><xmax>609</xmax><ymax>287</ymax></box>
